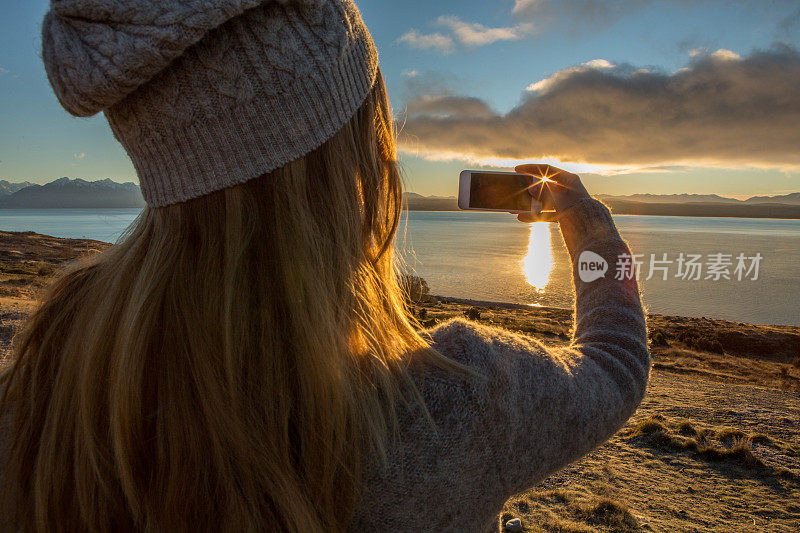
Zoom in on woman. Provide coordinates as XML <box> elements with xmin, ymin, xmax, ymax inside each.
<box><xmin>0</xmin><ymin>0</ymin><xmax>649</xmax><ymax>531</ymax></box>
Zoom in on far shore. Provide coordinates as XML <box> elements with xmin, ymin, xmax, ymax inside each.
<box><xmin>1</xmin><ymin>230</ymin><xmax>799</xmax><ymax>530</ymax></box>
<box><xmin>5</xmin><ymin>199</ymin><xmax>800</xmax><ymax>219</ymax></box>
<box><xmin>404</xmin><ymin>197</ymin><xmax>800</xmax><ymax>219</ymax></box>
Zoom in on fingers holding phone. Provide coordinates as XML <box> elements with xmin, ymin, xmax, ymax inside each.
<box><xmin>515</xmin><ymin>164</ymin><xmax>591</xmax><ymax>213</ymax></box>
<box><xmin>457</xmin><ymin>165</ymin><xmax>591</xmax><ymax>222</ymax></box>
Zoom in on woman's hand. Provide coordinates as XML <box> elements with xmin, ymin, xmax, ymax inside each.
<box><xmin>514</xmin><ymin>164</ymin><xmax>591</xmax><ymax>223</ymax></box>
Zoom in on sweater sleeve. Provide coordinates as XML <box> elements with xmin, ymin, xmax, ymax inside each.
<box><xmin>428</xmin><ymin>198</ymin><xmax>650</xmax><ymax>500</ymax></box>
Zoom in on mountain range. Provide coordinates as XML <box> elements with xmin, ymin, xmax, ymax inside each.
<box><xmin>0</xmin><ymin>178</ymin><xmax>145</xmax><ymax>208</ymax></box>
<box><xmin>0</xmin><ymin>178</ymin><xmax>798</xmax><ymax>217</ymax></box>
<box><xmin>405</xmin><ymin>192</ymin><xmax>800</xmax><ymax>207</ymax></box>
<box><xmin>0</xmin><ymin>180</ymin><xmax>34</xmax><ymax>196</ymax></box>
<box><xmin>596</xmin><ymin>192</ymin><xmax>800</xmax><ymax>205</ymax></box>
<box><xmin>403</xmin><ymin>192</ymin><xmax>800</xmax><ymax>218</ymax></box>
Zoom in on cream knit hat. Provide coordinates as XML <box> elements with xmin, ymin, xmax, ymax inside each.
<box><xmin>41</xmin><ymin>0</ymin><xmax>379</xmax><ymax>206</ymax></box>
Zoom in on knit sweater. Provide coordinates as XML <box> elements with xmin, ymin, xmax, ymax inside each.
<box><xmin>349</xmin><ymin>198</ymin><xmax>650</xmax><ymax>531</ymax></box>
<box><xmin>0</xmin><ymin>198</ymin><xmax>648</xmax><ymax>530</ymax></box>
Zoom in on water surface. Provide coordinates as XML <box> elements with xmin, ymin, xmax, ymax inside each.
<box><xmin>2</xmin><ymin>208</ymin><xmax>798</xmax><ymax>325</ymax></box>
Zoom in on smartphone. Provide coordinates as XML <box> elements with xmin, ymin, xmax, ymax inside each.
<box><xmin>458</xmin><ymin>170</ymin><xmax>545</xmax><ymax>213</ymax></box>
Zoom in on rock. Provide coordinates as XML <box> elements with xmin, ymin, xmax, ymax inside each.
<box><xmin>504</xmin><ymin>517</ymin><xmax>523</xmax><ymax>532</ymax></box>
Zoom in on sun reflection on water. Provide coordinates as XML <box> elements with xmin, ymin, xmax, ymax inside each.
<box><xmin>522</xmin><ymin>222</ymin><xmax>554</xmax><ymax>292</ymax></box>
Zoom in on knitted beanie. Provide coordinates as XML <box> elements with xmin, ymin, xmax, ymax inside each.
<box><xmin>41</xmin><ymin>0</ymin><xmax>379</xmax><ymax>206</ymax></box>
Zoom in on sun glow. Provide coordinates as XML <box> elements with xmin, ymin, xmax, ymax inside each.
<box><xmin>522</xmin><ymin>222</ymin><xmax>554</xmax><ymax>292</ymax></box>
<box><xmin>535</xmin><ymin>165</ymin><xmax>559</xmax><ymax>184</ymax></box>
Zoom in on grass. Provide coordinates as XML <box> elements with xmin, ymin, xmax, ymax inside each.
<box><xmin>676</xmin><ymin>331</ymin><xmax>725</xmax><ymax>354</ymax></box>
<box><xmin>579</xmin><ymin>498</ymin><xmax>639</xmax><ymax>531</ymax></box>
<box><xmin>503</xmin><ymin>489</ymin><xmax>641</xmax><ymax>532</ymax></box>
<box><xmin>648</xmin><ymin>328</ymin><xmax>669</xmax><ymax>347</ymax></box>
<box><xmin>625</xmin><ymin>415</ymin><xmax>800</xmax><ymax>479</ymax></box>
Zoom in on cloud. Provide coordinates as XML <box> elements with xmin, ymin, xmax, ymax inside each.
<box><xmin>73</xmin><ymin>152</ymin><xmax>86</xmax><ymax>159</ymax></box>
<box><xmin>512</xmin><ymin>0</ymin><xmax>540</xmax><ymax>14</ymax></box>
<box><xmin>513</xmin><ymin>0</ymin><xmax>570</xmax><ymax>19</ymax></box>
<box><xmin>685</xmin><ymin>48</ymin><xmax>741</xmax><ymax>61</ymax></box>
<box><xmin>401</xmin><ymin>70</ymin><xmax>461</xmax><ymax>98</ymax></box>
<box><xmin>406</xmin><ymin>95</ymin><xmax>496</xmax><ymax>120</ymax></box>
<box><xmin>397</xmin><ymin>30</ymin><xmax>455</xmax><ymax>54</ymax></box>
<box><xmin>0</xmin><ymin>66</ymin><xmax>8</xmax><ymax>74</ymax></box>
<box><xmin>779</xmin><ymin>6</ymin><xmax>800</xmax><ymax>31</ymax></box>
<box><xmin>398</xmin><ymin>15</ymin><xmax>534</xmax><ymax>54</ymax></box>
<box><xmin>512</xmin><ymin>0</ymin><xmax>645</xmax><ymax>23</ymax></box>
<box><xmin>399</xmin><ymin>46</ymin><xmax>800</xmax><ymax>171</ymax></box>
<box><xmin>527</xmin><ymin>58</ymin><xmax>615</xmax><ymax>92</ymax></box>
<box><xmin>514</xmin><ymin>0</ymin><xmax>800</xmax><ymax>38</ymax></box>
<box><xmin>435</xmin><ymin>16</ymin><xmax>534</xmax><ymax>46</ymax></box>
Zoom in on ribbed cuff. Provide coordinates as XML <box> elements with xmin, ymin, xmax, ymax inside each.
<box><xmin>557</xmin><ymin>198</ymin><xmax>622</xmax><ymax>258</ymax></box>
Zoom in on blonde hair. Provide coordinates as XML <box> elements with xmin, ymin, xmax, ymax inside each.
<box><xmin>0</xmin><ymin>70</ymin><xmax>456</xmax><ymax>531</ymax></box>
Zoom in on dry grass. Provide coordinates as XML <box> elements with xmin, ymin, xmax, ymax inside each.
<box><xmin>502</xmin><ymin>489</ymin><xmax>640</xmax><ymax>532</ymax></box>
<box><xmin>625</xmin><ymin>415</ymin><xmax>799</xmax><ymax>478</ymax></box>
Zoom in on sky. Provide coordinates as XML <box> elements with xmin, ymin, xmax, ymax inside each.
<box><xmin>1</xmin><ymin>0</ymin><xmax>800</xmax><ymax>198</ymax></box>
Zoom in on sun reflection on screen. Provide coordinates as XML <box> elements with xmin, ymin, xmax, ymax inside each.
<box><xmin>522</xmin><ymin>222</ymin><xmax>554</xmax><ymax>292</ymax></box>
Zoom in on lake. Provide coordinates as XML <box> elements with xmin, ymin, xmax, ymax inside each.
<box><xmin>1</xmin><ymin>208</ymin><xmax>798</xmax><ymax>326</ymax></box>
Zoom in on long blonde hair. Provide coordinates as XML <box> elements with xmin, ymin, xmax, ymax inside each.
<box><xmin>0</xmin><ymin>71</ymin><xmax>453</xmax><ymax>532</ymax></box>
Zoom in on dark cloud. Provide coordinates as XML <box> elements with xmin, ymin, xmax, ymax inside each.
<box><xmin>402</xmin><ymin>70</ymin><xmax>458</xmax><ymax>98</ymax></box>
<box><xmin>512</xmin><ymin>0</ymin><xmax>652</xmax><ymax>24</ymax></box>
<box><xmin>405</xmin><ymin>95</ymin><xmax>495</xmax><ymax>120</ymax></box>
<box><xmin>398</xmin><ymin>46</ymin><xmax>800</xmax><ymax>170</ymax></box>
<box><xmin>779</xmin><ymin>7</ymin><xmax>800</xmax><ymax>32</ymax></box>
<box><xmin>514</xmin><ymin>1</ymin><xmax>800</xmax><ymax>41</ymax></box>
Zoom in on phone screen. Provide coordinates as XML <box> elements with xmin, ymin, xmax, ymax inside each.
<box><xmin>469</xmin><ymin>172</ymin><xmax>531</xmax><ymax>211</ymax></box>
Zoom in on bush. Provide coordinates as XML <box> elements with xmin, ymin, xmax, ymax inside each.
<box><xmin>649</xmin><ymin>329</ymin><xmax>669</xmax><ymax>347</ymax></box>
<box><xmin>399</xmin><ymin>275</ymin><xmax>431</xmax><ymax>304</ymax></box>
<box><xmin>37</xmin><ymin>265</ymin><xmax>55</xmax><ymax>277</ymax></box>
<box><xmin>581</xmin><ymin>498</ymin><xmax>639</xmax><ymax>530</ymax></box>
<box><xmin>716</xmin><ymin>428</ymin><xmax>746</xmax><ymax>443</ymax></box>
<box><xmin>464</xmin><ymin>307</ymin><xmax>481</xmax><ymax>321</ymax></box>
<box><xmin>677</xmin><ymin>422</ymin><xmax>698</xmax><ymax>437</ymax></box>
<box><xmin>677</xmin><ymin>331</ymin><xmax>724</xmax><ymax>354</ymax></box>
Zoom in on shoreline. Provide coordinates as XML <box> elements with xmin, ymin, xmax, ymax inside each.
<box><xmin>435</xmin><ymin>295</ymin><xmax>800</xmax><ymax>328</ymax></box>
